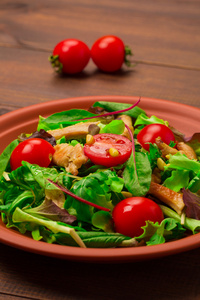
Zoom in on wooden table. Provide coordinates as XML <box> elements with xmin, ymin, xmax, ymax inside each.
<box><xmin>0</xmin><ymin>0</ymin><xmax>200</xmax><ymax>299</ymax></box>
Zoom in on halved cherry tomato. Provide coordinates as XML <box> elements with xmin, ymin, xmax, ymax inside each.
<box><xmin>137</xmin><ymin>124</ymin><xmax>176</xmax><ymax>151</ymax></box>
<box><xmin>49</xmin><ymin>39</ymin><xmax>90</xmax><ymax>74</ymax></box>
<box><xmin>84</xmin><ymin>133</ymin><xmax>132</xmax><ymax>167</ymax></box>
<box><xmin>10</xmin><ymin>138</ymin><xmax>55</xmax><ymax>170</ymax></box>
<box><xmin>112</xmin><ymin>197</ymin><xmax>164</xmax><ymax>237</ymax></box>
<box><xmin>91</xmin><ymin>35</ymin><xmax>132</xmax><ymax>72</ymax></box>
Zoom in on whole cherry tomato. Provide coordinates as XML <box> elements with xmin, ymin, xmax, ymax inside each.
<box><xmin>91</xmin><ymin>35</ymin><xmax>132</xmax><ymax>72</ymax></box>
<box><xmin>84</xmin><ymin>133</ymin><xmax>132</xmax><ymax>167</ymax></box>
<box><xmin>112</xmin><ymin>197</ymin><xmax>164</xmax><ymax>237</ymax></box>
<box><xmin>137</xmin><ymin>124</ymin><xmax>176</xmax><ymax>151</ymax></box>
<box><xmin>10</xmin><ymin>138</ymin><xmax>55</xmax><ymax>170</ymax></box>
<box><xmin>49</xmin><ymin>39</ymin><xmax>90</xmax><ymax>74</ymax></box>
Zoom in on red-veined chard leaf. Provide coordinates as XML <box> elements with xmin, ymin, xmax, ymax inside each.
<box><xmin>183</xmin><ymin>188</ymin><xmax>200</xmax><ymax>220</ymax></box>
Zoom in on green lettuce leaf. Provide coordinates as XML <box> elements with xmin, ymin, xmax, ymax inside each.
<box><xmin>134</xmin><ymin>113</ymin><xmax>168</xmax><ymax>127</ymax></box>
<box><xmin>123</xmin><ymin>152</ymin><xmax>152</xmax><ymax>196</ymax></box>
<box><xmin>99</xmin><ymin>120</ymin><xmax>125</xmax><ymax>134</ymax></box>
<box><xmin>43</xmin><ymin>229</ymin><xmax>133</xmax><ymax>248</ymax></box>
<box><xmin>165</xmin><ymin>152</ymin><xmax>200</xmax><ymax>173</ymax></box>
<box><xmin>136</xmin><ymin>218</ymin><xmax>186</xmax><ymax>245</ymax></box>
<box><xmin>64</xmin><ymin>170</ymin><xmax>124</xmax><ymax>224</ymax></box>
<box><xmin>92</xmin><ymin>211</ymin><xmax>114</xmax><ymax>232</ymax></box>
<box><xmin>187</xmin><ymin>171</ymin><xmax>200</xmax><ymax>193</ymax></box>
<box><xmin>163</xmin><ymin>169</ymin><xmax>190</xmax><ymax>192</ymax></box>
<box><xmin>12</xmin><ymin>207</ymin><xmax>85</xmax><ymax>248</ymax></box>
<box><xmin>12</xmin><ymin>207</ymin><xmax>133</xmax><ymax>248</ymax></box>
<box><xmin>25</xmin><ymin>198</ymin><xmax>77</xmax><ymax>225</ymax></box>
<box><xmin>93</xmin><ymin>101</ymin><xmax>146</xmax><ymax>119</ymax></box>
<box><xmin>0</xmin><ymin>162</ymin><xmax>72</xmax><ymax>215</ymax></box>
<box><xmin>163</xmin><ymin>152</ymin><xmax>200</xmax><ymax>192</ymax></box>
<box><xmin>146</xmin><ymin>143</ymin><xmax>162</xmax><ymax>170</ymax></box>
<box><xmin>37</xmin><ymin>109</ymin><xmax>97</xmax><ymax>131</ymax></box>
<box><xmin>0</xmin><ymin>139</ymin><xmax>19</xmax><ymax>178</ymax></box>
<box><xmin>160</xmin><ymin>204</ymin><xmax>200</xmax><ymax>234</ymax></box>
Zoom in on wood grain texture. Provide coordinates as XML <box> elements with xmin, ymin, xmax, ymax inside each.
<box><xmin>0</xmin><ymin>243</ymin><xmax>200</xmax><ymax>300</ymax></box>
<box><xmin>0</xmin><ymin>0</ymin><xmax>200</xmax><ymax>299</ymax></box>
<box><xmin>0</xmin><ymin>47</ymin><xmax>199</xmax><ymax>109</ymax></box>
<box><xmin>0</xmin><ymin>0</ymin><xmax>200</xmax><ymax>69</ymax></box>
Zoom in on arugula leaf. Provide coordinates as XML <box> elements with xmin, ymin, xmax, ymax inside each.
<box><xmin>93</xmin><ymin>101</ymin><xmax>146</xmax><ymax>119</ymax></box>
<box><xmin>123</xmin><ymin>152</ymin><xmax>152</xmax><ymax>196</ymax></box>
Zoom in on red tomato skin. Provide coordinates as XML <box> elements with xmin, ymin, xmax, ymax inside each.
<box><xmin>10</xmin><ymin>138</ymin><xmax>55</xmax><ymax>170</ymax></box>
<box><xmin>91</xmin><ymin>36</ymin><xmax>125</xmax><ymax>72</ymax></box>
<box><xmin>53</xmin><ymin>39</ymin><xmax>90</xmax><ymax>74</ymax></box>
<box><xmin>137</xmin><ymin>124</ymin><xmax>176</xmax><ymax>151</ymax></box>
<box><xmin>112</xmin><ymin>197</ymin><xmax>164</xmax><ymax>237</ymax></box>
<box><xmin>84</xmin><ymin>133</ymin><xmax>132</xmax><ymax>167</ymax></box>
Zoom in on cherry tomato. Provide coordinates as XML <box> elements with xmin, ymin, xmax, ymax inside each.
<box><xmin>137</xmin><ymin>124</ymin><xmax>176</xmax><ymax>151</ymax></box>
<box><xmin>84</xmin><ymin>133</ymin><xmax>132</xmax><ymax>167</ymax></box>
<box><xmin>112</xmin><ymin>197</ymin><xmax>164</xmax><ymax>237</ymax></box>
<box><xmin>49</xmin><ymin>39</ymin><xmax>90</xmax><ymax>74</ymax></box>
<box><xmin>10</xmin><ymin>138</ymin><xmax>55</xmax><ymax>170</ymax></box>
<box><xmin>91</xmin><ymin>35</ymin><xmax>132</xmax><ymax>72</ymax></box>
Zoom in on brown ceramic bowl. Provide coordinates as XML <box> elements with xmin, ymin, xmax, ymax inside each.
<box><xmin>0</xmin><ymin>96</ymin><xmax>200</xmax><ymax>263</ymax></box>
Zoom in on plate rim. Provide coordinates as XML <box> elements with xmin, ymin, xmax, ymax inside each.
<box><xmin>0</xmin><ymin>95</ymin><xmax>200</xmax><ymax>263</ymax></box>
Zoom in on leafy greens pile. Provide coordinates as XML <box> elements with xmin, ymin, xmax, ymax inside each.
<box><xmin>0</xmin><ymin>101</ymin><xmax>200</xmax><ymax>248</ymax></box>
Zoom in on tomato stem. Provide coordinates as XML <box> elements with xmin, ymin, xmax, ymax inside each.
<box><xmin>124</xmin><ymin>46</ymin><xmax>136</xmax><ymax>67</ymax></box>
<box><xmin>48</xmin><ymin>54</ymin><xmax>63</xmax><ymax>73</ymax></box>
<box><xmin>47</xmin><ymin>179</ymin><xmax>111</xmax><ymax>212</ymax></box>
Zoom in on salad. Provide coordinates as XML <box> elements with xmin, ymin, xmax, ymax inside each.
<box><xmin>0</xmin><ymin>99</ymin><xmax>200</xmax><ymax>249</ymax></box>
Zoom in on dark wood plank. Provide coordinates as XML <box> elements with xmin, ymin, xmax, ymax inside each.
<box><xmin>0</xmin><ymin>47</ymin><xmax>199</xmax><ymax>110</ymax></box>
<box><xmin>0</xmin><ymin>106</ymin><xmax>20</xmax><ymax>116</ymax></box>
<box><xmin>0</xmin><ymin>242</ymin><xmax>200</xmax><ymax>300</ymax></box>
<box><xmin>0</xmin><ymin>0</ymin><xmax>200</xmax><ymax>69</ymax></box>
<box><xmin>0</xmin><ymin>0</ymin><xmax>200</xmax><ymax>299</ymax></box>
<box><xmin>0</xmin><ymin>295</ymin><xmax>31</xmax><ymax>300</ymax></box>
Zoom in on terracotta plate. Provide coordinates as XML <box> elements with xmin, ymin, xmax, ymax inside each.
<box><xmin>0</xmin><ymin>96</ymin><xmax>200</xmax><ymax>263</ymax></box>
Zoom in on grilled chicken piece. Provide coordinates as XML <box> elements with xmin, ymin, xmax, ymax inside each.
<box><xmin>155</xmin><ymin>137</ymin><xmax>197</xmax><ymax>161</ymax></box>
<box><xmin>118</xmin><ymin>114</ymin><xmax>134</xmax><ymax>140</ymax></box>
<box><xmin>48</xmin><ymin>121</ymin><xmax>100</xmax><ymax>140</ymax></box>
<box><xmin>177</xmin><ymin>142</ymin><xmax>197</xmax><ymax>160</ymax></box>
<box><xmin>148</xmin><ymin>182</ymin><xmax>185</xmax><ymax>215</ymax></box>
<box><xmin>155</xmin><ymin>137</ymin><xmax>178</xmax><ymax>158</ymax></box>
<box><xmin>52</xmin><ymin>143</ymin><xmax>88</xmax><ymax>175</ymax></box>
